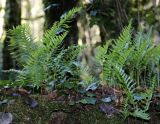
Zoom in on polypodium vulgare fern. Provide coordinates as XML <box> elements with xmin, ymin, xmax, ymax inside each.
<box><xmin>115</xmin><ymin>65</ymin><xmax>155</xmax><ymax>120</ymax></box>
<box><xmin>9</xmin><ymin>7</ymin><xmax>82</xmax><ymax>89</ymax></box>
<box><xmin>95</xmin><ymin>22</ymin><xmax>158</xmax><ymax>120</ymax></box>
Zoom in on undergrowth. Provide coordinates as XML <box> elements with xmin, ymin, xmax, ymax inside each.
<box><xmin>1</xmin><ymin>8</ymin><xmax>160</xmax><ymax>121</ymax></box>
<box><xmin>95</xmin><ymin>22</ymin><xmax>160</xmax><ymax>120</ymax></box>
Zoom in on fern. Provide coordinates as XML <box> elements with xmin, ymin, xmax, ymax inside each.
<box><xmin>9</xmin><ymin>25</ymin><xmax>37</xmax><ymax>66</ymax></box>
<box><xmin>115</xmin><ymin>66</ymin><xmax>136</xmax><ymax>96</ymax></box>
<box><xmin>75</xmin><ymin>62</ymin><xmax>96</xmax><ymax>87</ymax></box>
<box><xmin>9</xmin><ymin>7</ymin><xmax>82</xmax><ymax>88</ymax></box>
<box><xmin>47</xmin><ymin>45</ymin><xmax>83</xmax><ymax>85</ymax></box>
<box><xmin>95</xmin><ymin>22</ymin><xmax>158</xmax><ymax>120</ymax></box>
<box><xmin>115</xmin><ymin>66</ymin><xmax>154</xmax><ymax>120</ymax></box>
<box><xmin>111</xmin><ymin>22</ymin><xmax>132</xmax><ymax>53</ymax></box>
<box><xmin>95</xmin><ymin>41</ymin><xmax>110</xmax><ymax>63</ymax></box>
<box><xmin>101</xmin><ymin>22</ymin><xmax>132</xmax><ymax>83</ymax></box>
<box><xmin>43</xmin><ymin>7</ymin><xmax>81</xmax><ymax>47</ymax></box>
<box><xmin>131</xmin><ymin>109</ymin><xmax>150</xmax><ymax>120</ymax></box>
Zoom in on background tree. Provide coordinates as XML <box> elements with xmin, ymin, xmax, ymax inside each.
<box><xmin>43</xmin><ymin>0</ymin><xmax>79</xmax><ymax>46</ymax></box>
<box><xmin>2</xmin><ymin>0</ymin><xmax>21</xmax><ymax>79</ymax></box>
<box><xmin>88</xmin><ymin>0</ymin><xmax>160</xmax><ymax>42</ymax></box>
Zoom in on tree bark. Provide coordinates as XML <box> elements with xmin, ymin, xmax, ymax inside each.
<box><xmin>43</xmin><ymin>0</ymin><xmax>79</xmax><ymax>46</ymax></box>
<box><xmin>2</xmin><ymin>0</ymin><xmax>21</xmax><ymax>79</ymax></box>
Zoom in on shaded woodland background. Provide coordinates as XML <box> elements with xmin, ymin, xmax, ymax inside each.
<box><xmin>0</xmin><ymin>0</ymin><xmax>160</xmax><ymax>79</ymax></box>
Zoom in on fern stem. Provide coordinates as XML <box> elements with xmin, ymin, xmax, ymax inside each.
<box><xmin>143</xmin><ymin>67</ymin><xmax>146</xmax><ymax>87</ymax></box>
<box><xmin>137</xmin><ymin>70</ymin><xmax>140</xmax><ymax>87</ymax></box>
<box><xmin>157</xmin><ymin>67</ymin><xmax>159</xmax><ymax>87</ymax></box>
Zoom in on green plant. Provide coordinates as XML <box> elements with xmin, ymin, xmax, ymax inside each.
<box><xmin>8</xmin><ymin>7</ymin><xmax>82</xmax><ymax>90</ymax></box>
<box><xmin>95</xmin><ymin>22</ymin><xmax>159</xmax><ymax>120</ymax></box>
<box><xmin>115</xmin><ymin>66</ymin><xmax>155</xmax><ymax>120</ymax></box>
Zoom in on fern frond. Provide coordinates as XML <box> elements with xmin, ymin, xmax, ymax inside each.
<box><xmin>112</xmin><ymin>22</ymin><xmax>132</xmax><ymax>53</ymax></box>
<box><xmin>115</xmin><ymin>65</ymin><xmax>153</xmax><ymax>120</ymax></box>
<box><xmin>129</xmin><ymin>28</ymin><xmax>152</xmax><ymax>68</ymax></box>
<box><xmin>115</xmin><ymin>65</ymin><xmax>136</xmax><ymax>95</ymax></box>
<box><xmin>2</xmin><ymin>69</ymin><xmax>25</xmax><ymax>74</ymax></box>
<box><xmin>74</xmin><ymin>62</ymin><xmax>96</xmax><ymax>87</ymax></box>
<box><xmin>9</xmin><ymin>7</ymin><xmax>82</xmax><ymax>87</ymax></box>
<box><xmin>42</xmin><ymin>7</ymin><xmax>81</xmax><ymax>46</ymax></box>
<box><xmin>9</xmin><ymin>25</ymin><xmax>37</xmax><ymax>66</ymax></box>
<box><xmin>101</xmin><ymin>23</ymin><xmax>133</xmax><ymax>83</ymax></box>
<box><xmin>131</xmin><ymin>109</ymin><xmax>150</xmax><ymax>120</ymax></box>
<box><xmin>143</xmin><ymin>44</ymin><xmax>160</xmax><ymax>65</ymax></box>
<box><xmin>95</xmin><ymin>41</ymin><xmax>111</xmax><ymax>63</ymax></box>
<box><xmin>44</xmin><ymin>31</ymin><xmax>68</xmax><ymax>54</ymax></box>
<box><xmin>56</xmin><ymin>45</ymin><xmax>84</xmax><ymax>62</ymax></box>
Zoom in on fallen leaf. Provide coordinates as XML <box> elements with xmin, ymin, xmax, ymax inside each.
<box><xmin>78</xmin><ymin>97</ymin><xmax>96</xmax><ymax>105</ymax></box>
<box><xmin>49</xmin><ymin>112</ymin><xmax>67</xmax><ymax>124</ymax></box>
<box><xmin>17</xmin><ymin>88</ymin><xmax>30</xmax><ymax>96</ymax></box>
<box><xmin>155</xmin><ymin>87</ymin><xmax>160</xmax><ymax>93</ymax></box>
<box><xmin>0</xmin><ymin>112</ymin><xmax>13</xmax><ymax>124</ymax></box>
<box><xmin>86</xmin><ymin>92</ymin><xmax>96</xmax><ymax>97</ymax></box>
<box><xmin>0</xmin><ymin>99</ymin><xmax>8</xmax><ymax>105</ymax></box>
<box><xmin>43</xmin><ymin>91</ymin><xmax>58</xmax><ymax>101</ymax></box>
<box><xmin>78</xmin><ymin>99</ymin><xmax>88</xmax><ymax>104</ymax></box>
<box><xmin>99</xmin><ymin>104</ymin><xmax>119</xmax><ymax>117</ymax></box>
<box><xmin>133</xmin><ymin>94</ymin><xmax>143</xmax><ymax>101</ymax></box>
<box><xmin>86</xmin><ymin>83</ymin><xmax>97</xmax><ymax>91</ymax></box>
<box><xmin>101</xmin><ymin>97</ymin><xmax>112</xmax><ymax>103</ymax></box>
<box><xmin>23</xmin><ymin>96</ymin><xmax>38</xmax><ymax>108</ymax></box>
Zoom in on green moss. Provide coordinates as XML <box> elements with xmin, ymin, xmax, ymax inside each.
<box><xmin>0</xmin><ymin>96</ymin><xmax>124</xmax><ymax>124</ymax></box>
<box><xmin>67</xmin><ymin>108</ymin><xmax>124</xmax><ymax>124</ymax></box>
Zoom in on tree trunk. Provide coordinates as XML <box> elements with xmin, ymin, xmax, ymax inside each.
<box><xmin>43</xmin><ymin>0</ymin><xmax>79</xmax><ymax>46</ymax></box>
<box><xmin>2</xmin><ymin>0</ymin><xmax>21</xmax><ymax>79</ymax></box>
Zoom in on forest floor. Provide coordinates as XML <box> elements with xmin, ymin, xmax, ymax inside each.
<box><xmin>0</xmin><ymin>94</ymin><xmax>123</xmax><ymax>124</ymax></box>
<box><xmin>0</xmin><ymin>86</ymin><xmax>160</xmax><ymax>124</ymax></box>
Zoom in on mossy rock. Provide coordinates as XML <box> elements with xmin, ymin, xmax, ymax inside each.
<box><xmin>0</xmin><ymin>95</ymin><xmax>124</xmax><ymax>124</ymax></box>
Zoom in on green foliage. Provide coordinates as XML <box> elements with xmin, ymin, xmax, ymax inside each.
<box><xmin>96</xmin><ymin>21</ymin><xmax>160</xmax><ymax>86</ymax></box>
<box><xmin>9</xmin><ymin>7</ymin><xmax>82</xmax><ymax>89</ymax></box>
<box><xmin>9</xmin><ymin>25</ymin><xmax>36</xmax><ymax>66</ymax></box>
<box><xmin>115</xmin><ymin>66</ymin><xmax>155</xmax><ymax>120</ymax></box>
<box><xmin>95</xmin><ymin>22</ymin><xmax>159</xmax><ymax>120</ymax></box>
<box><xmin>4</xmin><ymin>6</ymin><xmax>160</xmax><ymax>121</ymax></box>
<box><xmin>95</xmin><ymin>23</ymin><xmax>133</xmax><ymax>84</ymax></box>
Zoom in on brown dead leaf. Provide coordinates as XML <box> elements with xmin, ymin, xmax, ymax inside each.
<box><xmin>49</xmin><ymin>112</ymin><xmax>67</xmax><ymax>124</ymax></box>
<box><xmin>42</xmin><ymin>90</ymin><xmax>58</xmax><ymax>101</ymax></box>
<box><xmin>155</xmin><ymin>87</ymin><xmax>160</xmax><ymax>93</ymax></box>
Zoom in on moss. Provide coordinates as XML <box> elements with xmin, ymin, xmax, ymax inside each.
<box><xmin>0</xmin><ymin>95</ymin><xmax>124</xmax><ymax>124</ymax></box>
<box><xmin>67</xmin><ymin>108</ymin><xmax>124</xmax><ymax>124</ymax></box>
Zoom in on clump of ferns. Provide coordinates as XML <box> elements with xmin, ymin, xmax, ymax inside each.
<box><xmin>95</xmin><ymin>22</ymin><xmax>159</xmax><ymax>120</ymax></box>
<box><xmin>115</xmin><ymin>66</ymin><xmax>155</xmax><ymax>120</ymax></box>
<box><xmin>96</xmin><ymin>22</ymin><xmax>160</xmax><ymax>87</ymax></box>
<box><xmin>8</xmin><ymin>7</ymin><xmax>82</xmax><ymax>90</ymax></box>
